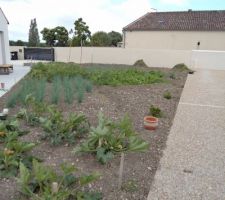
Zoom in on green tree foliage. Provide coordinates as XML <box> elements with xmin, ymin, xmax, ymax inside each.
<box><xmin>28</xmin><ymin>18</ymin><xmax>40</xmax><ymax>47</ymax></box>
<box><xmin>41</xmin><ymin>26</ymin><xmax>69</xmax><ymax>47</ymax></box>
<box><xmin>41</xmin><ymin>28</ymin><xmax>55</xmax><ymax>46</ymax></box>
<box><xmin>91</xmin><ymin>31</ymin><xmax>111</xmax><ymax>47</ymax></box>
<box><xmin>72</xmin><ymin>18</ymin><xmax>91</xmax><ymax>46</ymax></box>
<box><xmin>108</xmin><ymin>31</ymin><xmax>122</xmax><ymax>46</ymax></box>
<box><xmin>9</xmin><ymin>40</ymin><xmax>27</xmax><ymax>46</ymax></box>
<box><xmin>54</xmin><ymin>26</ymin><xmax>69</xmax><ymax>46</ymax></box>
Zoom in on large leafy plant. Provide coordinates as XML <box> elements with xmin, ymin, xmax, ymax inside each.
<box><xmin>74</xmin><ymin>112</ymin><xmax>149</xmax><ymax>164</ymax></box>
<box><xmin>0</xmin><ymin>118</ymin><xmax>28</xmax><ymax>143</ymax></box>
<box><xmin>41</xmin><ymin>105</ymin><xmax>89</xmax><ymax>145</ymax></box>
<box><xmin>0</xmin><ymin>139</ymin><xmax>36</xmax><ymax>177</ymax></box>
<box><xmin>18</xmin><ymin>160</ymin><xmax>102</xmax><ymax>200</ymax></box>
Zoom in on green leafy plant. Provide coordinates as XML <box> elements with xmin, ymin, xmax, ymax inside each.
<box><xmin>6</xmin><ymin>78</ymin><xmax>47</xmax><ymax>107</ymax></box>
<box><xmin>0</xmin><ymin>140</ymin><xmax>36</xmax><ymax>177</ymax></box>
<box><xmin>163</xmin><ymin>91</ymin><xmax>172</xmax><ymax>99</ymax></box>
<box><xmin>84</xmin><ymin>79</ymin><xmax>93</xmax><ymax>93</ymax></box>
<box><xmin>51</xmin><ymin>76</ymin><xmax>61</xmax><ymax>104</ymax></box>
<box><xmin>149</xmin><ymin>105</ymin><xmax>162</xmax><ymax>118</ymax></box>
<box><xmin>16</xmin><ymin>95</ymin><xmax>47</xmax><ymax>126</ymax></box>
<box><xmin>0</xmin><ymin>119</ymin><xmax>28</xmax><ymax>143</ymax></box>
<box><xmin>29</xmin><ymin>62</ymin><xmax>165</xmax><ymax>86</ymax></box>
<box><xmin>41</xmin><ymin>105</ymin><xmax>89</xmax><ymax>145</ymax></box>
<box><xmin>63</xmin><ymin>76</ymin><xmax>74</xmax><ymax>104</ymax></box>
<box><xmin>18</xmin><ymin>160</ymin><xmax>102</xmax><ymax>200</ymax></box>
<box><xmin>73</xmin><ymin>112</ymin><xmax>149</xmax><ymax>164</ymax></box>
<box><xmin>6</xmin><ymin>90</ymin><xmax>20</xmax><ymax>108</ymax></box>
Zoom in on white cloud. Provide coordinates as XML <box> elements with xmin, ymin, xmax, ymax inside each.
<box><xmin>160</xmin><ymin>0</ymin><xmax>188</xmax><ymax>6</ymax></box>
<box><xmin>0</xmin><ymin>0</ymin><xmax>152</xmax><ymax>41</ymax></box>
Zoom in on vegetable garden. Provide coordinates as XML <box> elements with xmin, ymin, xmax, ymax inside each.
<box><xmin>0</xmin><ymin>62</ymin><xmax>188</xmax><ymax>200</ymax></box>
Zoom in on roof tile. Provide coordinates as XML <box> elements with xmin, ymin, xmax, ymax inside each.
<box><xmin>123</xmin><ymin>10</ymin><xmax>225</xmax><ymax>31</ymax></box>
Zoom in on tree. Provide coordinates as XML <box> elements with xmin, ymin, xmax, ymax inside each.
<box><xmin>91</xmin><ymin>31</ymin><xmax>111</xmax><ymax>46</ymax></box>
<box><xmin>28</xmin><ymin>18</ymin><xmax>40</xmax><ymax>47</ymax></box>
<box><xmin>54</xmin><ymin>26</ymin><xmax>69</xmax><ymax>46</ymax></box>
<box><xmin>16</xmin><ymin>40</ymin><xmax>24</xmax><ymax>46</ymax></box>
<box><xmin>41</xmin><ymin>28</ymin><xmax>55</xmax><ymax>46</ymax></box>
<box><xmin>73</xmin><ymin>18</ymin><xmax>91</xmax><ymax>46</ymax></box>
<box><xmin>41</xmin><ymin>26</ymin><xmax>69</xmax><ymax>47</ymax></box>
<box><xmin>108</xmin><ymin>31</ymin><xmax>122</xmax><ymax>46</ymax></box>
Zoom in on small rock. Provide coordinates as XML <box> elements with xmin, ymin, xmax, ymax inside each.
<box><xmin>147</xmin><ymin>167</ymin><xmax>152</xmax><ymax>170</ymax></box>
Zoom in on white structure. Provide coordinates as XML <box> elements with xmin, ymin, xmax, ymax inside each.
<box><xmin>123</xmin><ymin>10</ymin><xmax>225</xmax><ymax>51</ymax></box>
<box><xmin>0</xmin><ymin>8</ymin><xmax>10</xmax><ymax>65</ymax></box>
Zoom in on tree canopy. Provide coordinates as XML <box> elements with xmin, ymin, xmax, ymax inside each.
<box><xmin>108</xmin><ymin>31</ymin><xmax>122</xmax><ymax>46</ymax></box>
<box><xmin>72</xmin><ymin>18</ymin><xmax>91</xmax><ymax>46</ymax></box>
<box><xmin>90</xmin><ymin>31</ymin><xmax>122</xmax><ymax>47</ymax></box>
<box><xmin>41</xmin><ymin>26</ymin><xmax>69</xmax><ymax>47</ymax></box>
<box><xmin>91</xmin><ymin>31</ymin><xmax>111</xmax><ymax>47</ymax></box>
<box><xmin>28</xmin><ymin>18</ymin><xmax>40</xmax><ymax>47</ymax></box>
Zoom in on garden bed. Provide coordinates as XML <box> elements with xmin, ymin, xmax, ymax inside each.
<box><xmin>0</xmin><ymin>63</ymin><xmax>188</xmax><ymax>200</ymax></box>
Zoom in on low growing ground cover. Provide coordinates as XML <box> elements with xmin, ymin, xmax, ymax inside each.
<box><xmin>29</xmin><ymin>62</ymin><xmax>165</xmax><ymax>85</ymax></box>
<box><xmin>0</xmin><ymin>63</ymin><xmax>188</xmax><ymax>200</ymax></box>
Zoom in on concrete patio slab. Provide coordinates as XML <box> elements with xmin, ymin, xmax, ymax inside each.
<box><xmin>0</xmin><ymin>64</ymin><xmax>30</xmax><ymax>97</ymax></box>
<box><xmin>148</xmin><ymin>70</ymin><xmax>225</xmax><ymax>200</ymax></box>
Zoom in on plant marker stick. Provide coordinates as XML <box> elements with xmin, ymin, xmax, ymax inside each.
<box><xmin>118</xmin><ymin>152</ymin><xmax>125</xmax><ymax>189</ymax></box>
<box><xmin>51</xmin><ymin>182</ymin><xmax>59</xmax><ymax>193</ymax></box>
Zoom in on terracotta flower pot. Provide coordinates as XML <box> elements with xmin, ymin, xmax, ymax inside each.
<box><xmin>144</xmin><ymin>116</ymin><xmax>158</xmax><ymax>130</ymax></box>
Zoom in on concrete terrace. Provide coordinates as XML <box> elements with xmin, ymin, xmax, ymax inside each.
<box><xmin>0</xmin><ymin>62</ymin><xmax>30</xmax><ymax>98</ymax></box>
<box><xmin>148</xmin><ymin>70</ymin><xmax>225</xmax><ymax>200</ymax></box>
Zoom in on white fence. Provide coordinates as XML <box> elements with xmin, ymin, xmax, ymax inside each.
<box><xmin>9</xmin><ymin>46</ymin><xmax>225</xmax><ymax>70</ymax></box>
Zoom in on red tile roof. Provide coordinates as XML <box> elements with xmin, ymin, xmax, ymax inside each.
<box><xmin>123</xmin><ymin>10</ymin><xmax>225</xmax><ymax>31</ymax></box>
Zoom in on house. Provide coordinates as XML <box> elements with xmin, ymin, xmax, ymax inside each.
<box><xmin>123</xmin><ymin>10</ymin><xmax>225</xmax><ymax>50</ymax></box>
<box><xmin>0</xmin><ymin>8</ymin><xmax>10</xmax><ymax>65</ymax></box>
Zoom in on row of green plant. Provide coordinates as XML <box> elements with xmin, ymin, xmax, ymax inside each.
<box><xmin>17</xmin><ymin>96</ymin><xmax>149</xmax><ymax>162</ymax></box>
<box><xmin>0</xmin><ymin>106</ymin><xmax>102</xmax><ymax>199</ymax></box>
<box><xmin>16</xmin><ymin>95</ymin><xmax>90</xmax><ymax>146</ymax></box>
<box><xmin>19</xmin><ymin>160</ymin><xmax>101</xmax><ymax>200</ymax></box>
<box><xmin>29</xmin><ymin>62</ymin><xmax>165</xmax><ymax>86</ymax></box>
<box><xmin>3</xmin><ymin>95</ymin><xmax>149</xmax><ymax>198</ymax></box>
<box><xmin>6</xmin><ymin>76</ymin><xmax>92</xmax><ymax>108</ymax></box>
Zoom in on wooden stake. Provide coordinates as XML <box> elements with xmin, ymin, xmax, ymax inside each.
<box><xmin>118</xmin><ymin>152</ymin><xmax>125</xmax><ymax>189</ymax></box>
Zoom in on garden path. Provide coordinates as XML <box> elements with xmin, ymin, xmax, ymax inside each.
<box><xmin>148</xmin><ymin>69</ymin><xmax>225</xmax><ymax>200</ymax></box>
<box><xmin>0</xmin><ymin>62</ymin><xmax>30</xmax><ymax>98</ymax></box>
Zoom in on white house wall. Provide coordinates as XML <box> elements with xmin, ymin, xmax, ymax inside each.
<box><xmin>124</xmin><ymin>31</ymin><xmax>225</xmax><ymax>50</ymax></box>
<box><xmin>0</xmin><ymin>10</ymin><xmax>10</xmax><ymax>65</ymax></box>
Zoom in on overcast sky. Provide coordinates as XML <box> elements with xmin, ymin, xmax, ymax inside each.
<box><xmin>1</xmin><ymin>0</ymin><xmax>225</xmax><ymax>41</ymax></box>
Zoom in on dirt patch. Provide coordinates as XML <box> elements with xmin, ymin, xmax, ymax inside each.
<box><xmin>0</xmin><ymin>68</ymin><xmax>187</xmax><ymax>200</ymax></box>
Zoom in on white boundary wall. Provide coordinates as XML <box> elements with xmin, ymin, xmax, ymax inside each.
<box><xmin>191</xmin><ymin>50</ymin><xmax>225</xmax><ymax>70</ymax></box>
<box><xmin>9</xmin><ymin>47</ymin><xmax>225</xmax><ymax>70</ymax></box>
<box><xmin>54</xmin><ymin>47</ymin><xmax>192</xmax><ymax>68</ymax></box>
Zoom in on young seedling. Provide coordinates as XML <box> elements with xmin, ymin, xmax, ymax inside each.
<box><xmin>163</xmin><ymin>91</ymin><xmax>172</xmax><ymax>99</ymax></box>
<box><xmin>149</xmin><ymin>105</ymin><xmax>163</xmax><ymax>118</ymax></box>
